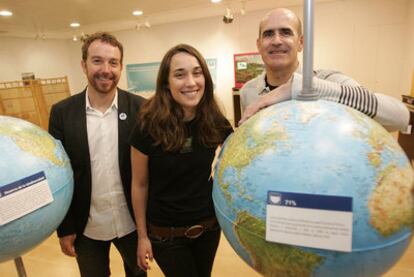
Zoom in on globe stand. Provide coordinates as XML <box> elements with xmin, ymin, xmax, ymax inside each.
<box><xmin>14</xmin><ymin>257</ymin><xmax>27</xmax><ymax>277</ymax></box>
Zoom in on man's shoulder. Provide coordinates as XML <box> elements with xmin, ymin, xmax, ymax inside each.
<box><xmin>242</xmin><ymin>74</ymin><xmax>263</xmax><ymax>88</ymax></box>
<box><xmin>118</xmin><ymin>88</ymin><xmax>146</xmax><ymax>105</ymax></box>
<box><xmin>314</xmin><ymin>69</ymin><xmax>360</xmax><ymax>86</ymax></box>
<box><xmin>240</xmin><ymin>74</ymin><xmax>264</xmax><ymax>95</ymax></box>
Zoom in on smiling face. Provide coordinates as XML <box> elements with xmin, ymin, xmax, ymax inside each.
<box><xmin>81</xmin><ymin>40</ymin><xmax>122</xmax><ymax>96</ymax></box>
<box><xmin>257</xmin><ymin>8</ymin><xmax>303</xmax><ymax>74</ymax></box>
<box><xmin>168</xmin><ymin>52</ymin><xmax>205</xmax><ymax>120</ymax></box>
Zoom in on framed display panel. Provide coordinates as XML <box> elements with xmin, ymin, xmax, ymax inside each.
<box><xmin>233</xmin><ymin>52</ymin><xmax>265</xmax><ymax>89</ymax></box>
<box><xmin>126</xmin><ymin>62</ymin><xmax>159</xmax><ymax>95</ymax></box>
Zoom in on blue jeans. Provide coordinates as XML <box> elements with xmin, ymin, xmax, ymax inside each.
<box><xmin>74</xmin><ymin>232</ymin><xmax>146</xmax><ymax>277</ymax></box>
<box><xmin>150</xmin><ymin>226</ymin><xmax>221</xmax><ymax>277</ymax></box>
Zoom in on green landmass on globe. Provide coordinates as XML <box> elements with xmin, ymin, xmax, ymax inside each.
<box><xmin>0</xmin><ymin>123</ymin><xmax>65</xmax><ymax>167</ymax></box>
<box><xmin>235</xmin><ymin>211</ymin><xmax>324</xmax><ymax>277</ymax></box>
<box><xmin>368</xmin><ymin>164</ymin><xmax>414</xmax><ymax>236</ymax></box>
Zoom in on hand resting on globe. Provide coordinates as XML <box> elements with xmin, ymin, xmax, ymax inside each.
<box><xmin>239</xmin><ymin>73</ymin><xmax>410</xmax><ymax>133</ymax></box>
<box><xmin>239</xmin><ymin>82</ymin><xmax>292</xmax><ymax>125</ymax></box>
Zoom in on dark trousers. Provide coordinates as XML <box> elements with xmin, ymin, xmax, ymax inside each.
<box><xmin>74</xmin><ymin>231</ymin><xmax>147</xmax><ymax>277</ymax></box>
<box><xmin>150</xmin><ymin>227</ymin><xmax>221</xmax><ymax>277</ymax></box>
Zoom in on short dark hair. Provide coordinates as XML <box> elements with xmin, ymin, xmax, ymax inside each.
<box><xmin>81</xmin><ymin>32</ymin><xmax>124</xmax><ymax>64</ymax></box>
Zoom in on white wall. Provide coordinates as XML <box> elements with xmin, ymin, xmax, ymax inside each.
<box><xmin>0</xmin><ymin>0</ymin><xmax>412</xmax><ymax>122</ymax></box>
<box><xmin>0</xmin><ymin>37</ymin><xmax>81</xmax><ymax>92</ymax></box>
<box><xmin>313</xmin><ymin>0</ymin><xmax>411</xmax><ymax>97</ymax></box>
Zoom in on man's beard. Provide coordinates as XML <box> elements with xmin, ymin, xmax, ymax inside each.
<box><xmin>89</xmin><ymin>73</ymin><xmax>118</xmax><ymax>94</ymax></box>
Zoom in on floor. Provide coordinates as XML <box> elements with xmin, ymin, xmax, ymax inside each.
<box><xmin>0</xmin><ymin>232</ymin><xmax>413</xmax><ymax>277</ymax></box>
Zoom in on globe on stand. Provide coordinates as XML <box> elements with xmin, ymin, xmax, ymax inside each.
<box><xmin>213</xmin><ymin>100</ymin><xmax>413</xmax><ymax>277</ymax></box>
<box><xmin>0</xmin><ymin>116</ymin><xmax>73</xmax><ymax>262</ymax></box>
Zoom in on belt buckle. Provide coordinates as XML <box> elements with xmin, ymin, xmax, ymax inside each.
<box><xmin>184</xmin><ymin>224</ymin><xmax>204</xmax><ymax>239</ymax></box>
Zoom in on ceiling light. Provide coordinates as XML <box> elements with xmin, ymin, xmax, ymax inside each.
<box><xmin>72</xmin><ymin>35</ymin><xmax>78</xmax><ymax>42</ymax></box>
<box><xmin>70</xmin><ymin>22</ymin><xmax>80</xmax><ymax>28</ymax></box>
<box><xmin>211</xmin><ymin>0</ymin><xmax>222</xmax><ymax>3</ymax></box>
<box><xmin>133</xmin><ymin>10</ymin><xmax>144</xmax><ymax>16</ymax></box>
<box><xmin>0</xmin><ymin>10</ymin><xmax>13</xmax><ymax>17</ymax></box>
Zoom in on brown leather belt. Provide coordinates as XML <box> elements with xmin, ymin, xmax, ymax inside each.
<box><xmin>148</xmin><ymin>217</ymin><xmax>218</xmax><ymax>239</ymax></box>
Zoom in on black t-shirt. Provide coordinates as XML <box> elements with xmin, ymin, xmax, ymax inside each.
<box><xmin>130</xmin><ymin>119</ymin><xmax>233</xmax><ymax>227</ymax></box>
<box><xmin>265</xmin><ymin>75</ymin><xmax>278</xmax><ymax>91</ymax></box>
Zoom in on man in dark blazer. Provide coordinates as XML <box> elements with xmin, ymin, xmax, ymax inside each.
<box><xmin>49</xmin><ymin>32</ymin><xmax>146</xmax><ymax>277</ymax></box>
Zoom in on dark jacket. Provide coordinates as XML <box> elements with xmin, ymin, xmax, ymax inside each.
<box><xmin>48</xmin><ymin>88</ymin><xmax>145</xmax><ymax>237</ymax></box>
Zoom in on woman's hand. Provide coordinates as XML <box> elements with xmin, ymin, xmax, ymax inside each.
<box><xmin>137</xmin><ymin>236</ymin><xmax>154</xmax><ymax>271</ymax></box>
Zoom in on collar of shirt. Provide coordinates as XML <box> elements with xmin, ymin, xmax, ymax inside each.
<box><xmin>85</xmin><ymin>88</ymin><xmax>118</xmax><ymax>114</ymax></box>
<box><xmin>259</xmin><ymin>64</ymin><xmax>304</xmax><ymax>95</ymax></box>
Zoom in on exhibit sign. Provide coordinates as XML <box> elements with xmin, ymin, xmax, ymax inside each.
<box><xmin>266</xmin><ymin>191</ymin><xmax>353</xmax><ymax>252</ymax></box>
<box><xmin>0</xmin><ymin>171</ymin><xmax>53</xmax><ymax>226</ymax></box>
<box><xmin>233</xmin><ymin>52</ymin><xmax>265</xmax><ymax>89</ymax></box>
<box><xmin>126</xmin><ymin>62</ymin><xmax>159</xmax><ymax>94</ymax></box>
<box><xmin>127</xmin><ymin>59</ymin><xmax>217</xmax><ymax>94</ymax></box>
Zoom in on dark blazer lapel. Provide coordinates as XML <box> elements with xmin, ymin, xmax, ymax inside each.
<box><xmin>75</xmin><ymin>90</ymin><xmax>90</xmax><ymax>166</ymax></box>
<box><xmin>117</xmin><ymin>89</ymin><xmax>132</xmax><ymax>172</ymax></box>
<box><xmin>115</xmin><ymin>88</ymin><xmax>142</xmax><ymax>216</ymax></box>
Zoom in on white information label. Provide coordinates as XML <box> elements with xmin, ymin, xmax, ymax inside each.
<box><xmin>0</xmin><ymin>172</ymin><xmax>53</xmax><ymax>226</ymax></box>
<box><xmin>266</xmin><ymin>191</ymin><xmax>353</xmax><ymax>252</ymax></box>
<box><xmin>237</xmin><ymin>61</ymin><xmax>247</xmax><ymax>70</ymax></box>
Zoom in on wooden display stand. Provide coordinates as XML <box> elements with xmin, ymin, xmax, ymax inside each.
<box><xmin>14</xmin><ymin>257</ymin><xmax>27</xmax><ymax>277</ymax></box>
<box><xmin>398</xmin><ymin>95</ymin><xmax>414</xmax><ymax>162</ymax></box>
<box><xmin>232</xmin><ymin>88</ymin><xmax>241</xmax><ymax>127</ymax></box>
<box><xmin>0</xmin><ymin>76</ymin><xmax>70</xmax><ymax>130</ymax></box>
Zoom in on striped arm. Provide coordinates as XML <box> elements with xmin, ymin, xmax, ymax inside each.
<box><xmin>338</xmin><ymin>86</ymin><xmax>378</xmax><ymax>118</ymax></box>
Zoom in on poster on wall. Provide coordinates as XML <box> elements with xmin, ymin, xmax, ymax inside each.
<box><xmin>126</xmin><ymin>62</ymin><xmax>159</xmax><ymax>94</ymax></box>
<box><xmin>127</xmin><ymin>59</ymin><xmax>217</xmax><ymax>94</ymax></box>
<box><xmin>206</xmin><ymin>59</ymin><xmax>217</xmax><ymax>88</ymax></box>
<box><xmin>233</xmin><ymin>52</ymin><xmax>265</xmax><ymax>89</ymax></box>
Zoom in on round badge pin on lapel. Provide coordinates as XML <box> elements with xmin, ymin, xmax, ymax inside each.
<box><xmin>119</xmin><ymin>113</ymin><xmax>127</xmax><ymax>120</ymax></box>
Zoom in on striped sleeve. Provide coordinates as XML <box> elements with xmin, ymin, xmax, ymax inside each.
<box><xmin>338</xmin><ymin>85</ymin><xmax>377</xmax><ymax>118</ymax></box>
<box><xmin>291</xmin><ymin>72</ymin><xmax>409</xmax><ymax>132</ymax></box>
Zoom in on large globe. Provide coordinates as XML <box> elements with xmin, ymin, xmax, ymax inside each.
<box><xmin>0</xmin><ymin>116</ymin><xmax>73</xmax><ymax>262</ymax></box>
<box><xmin>213</xmin><ymin>100</ymin><xmax>414</xmax><ymax>277</ymax></box>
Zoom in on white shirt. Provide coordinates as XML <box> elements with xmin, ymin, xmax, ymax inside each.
<box><xmin>83</xmin><ymin>89</ymin><xmax>136</xmax><ymax>240</ymax></box>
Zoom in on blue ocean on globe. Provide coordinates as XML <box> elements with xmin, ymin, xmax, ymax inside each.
<box><xmin>213</xmin><ymin>100</ymin><xmax>414</xmax><ymax>277</ymax></box>
<box><xmin>0</xmin><ymin>116</ymin><xmax>73</xmax><ymax>262</ymax></box>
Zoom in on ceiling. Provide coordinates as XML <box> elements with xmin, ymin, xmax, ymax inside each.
<box><xmin>0</xmin><ymin>0</ymin><xmax>334</xmax><ymax>39</ymax></box>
